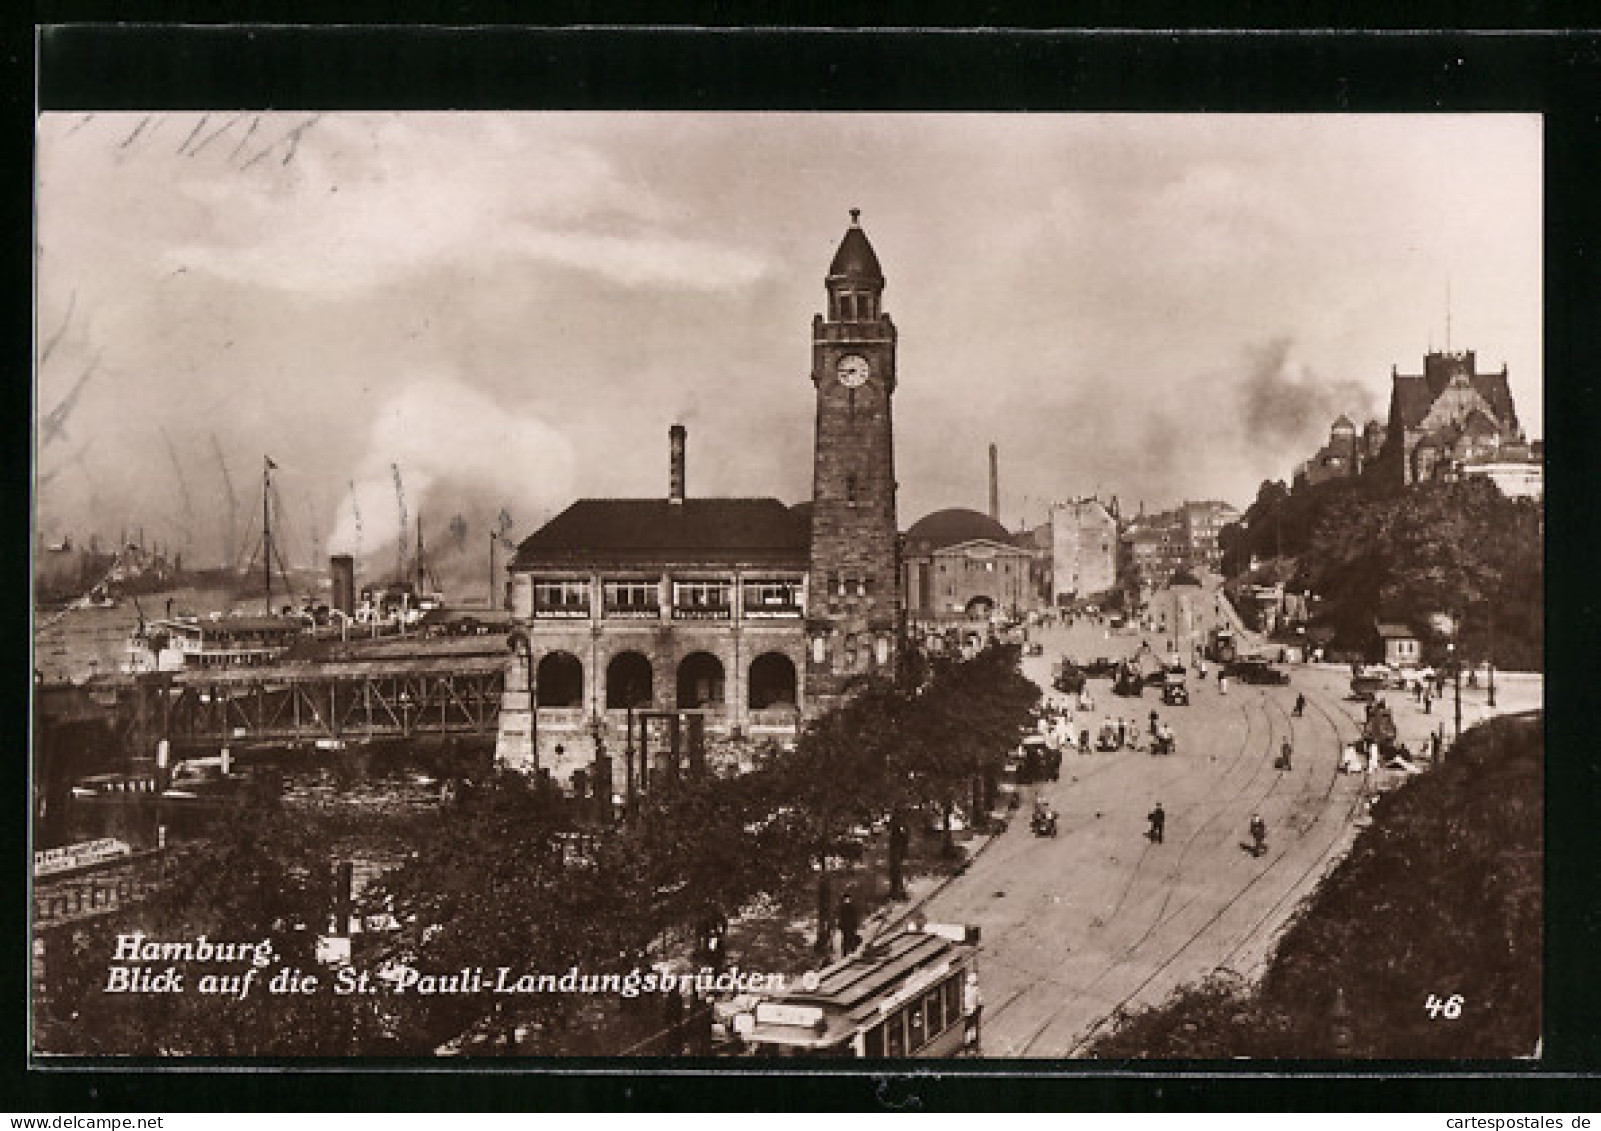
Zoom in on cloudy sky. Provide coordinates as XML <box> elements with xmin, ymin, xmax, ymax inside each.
<box><xmin>34</xmin><ymin>113</ymin><xmax>1541</xmax><ymax>590</ymax></box>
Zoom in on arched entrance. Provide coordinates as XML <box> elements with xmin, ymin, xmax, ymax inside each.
<box><xmin>536</xmin><ymin>651</ymin><xmax>584</xmax><ymax>707</ymax></box>
<box><xmin>677</xmin><ymin>652</ymin><xmax>726</xmax><ymax>709</ymax></box>
<box><xmin>748</xmin><ymin>652</ymin><xmax>798</xmax><ymax>709</ymax></box>
<box><xmin>606</xmin><ymin>651</ymin><xmax>654</xmax><ymax>709</ymax></box>
<box><xmin>965</xmin><ymin>595</ymin><xmax>996</xmax><ymax>620</ymax></box>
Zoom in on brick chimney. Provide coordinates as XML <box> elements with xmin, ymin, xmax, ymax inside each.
<box><xmin>669</xmin><ymin>424</ymin><xmax>686</xmax><ymax>505</ymax></box>
<box><xmin>988</xmin><ymin>442</ymin><xmax>999</xmax><ymax>521</ymax></box>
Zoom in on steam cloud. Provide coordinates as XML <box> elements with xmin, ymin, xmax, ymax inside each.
<box><xmin>327</xmin><ymin>379</ymin><xmax>577</xmax><ymax>589</ymax></box>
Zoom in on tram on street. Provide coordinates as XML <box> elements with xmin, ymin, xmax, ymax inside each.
<box><xmin>736</xmin><ymin>922</ymin><xmax>981</xmax><ymax>1058</ymax></box>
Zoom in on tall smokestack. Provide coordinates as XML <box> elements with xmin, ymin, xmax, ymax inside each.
<box><xmin>988</xmin><ymin>443</ymin><xmax>999</xmax><ymax>521</ymax></box>
<box><xmin>330</xmin><ymin>554</ymin><xmax>355</xmax><ymax>617</ymax></box>
<box><xmin>669</xmin><ymin>424</ymin><xmax>686</xmax><ymax>505</ymax></box>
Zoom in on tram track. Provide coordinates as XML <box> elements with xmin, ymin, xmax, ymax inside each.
<box><xmin>994</xmin><ymin>606</ymin><xmax>1372</xmax><ymax>1057</ymax></box>
<box><xmin>1010</xmin><ymin>691</ymin><xmax>1287</xmax><ymax>1055</ymax></box>
<box><xmin>1054</xmin><ymin>685</ymin><xmax>1366</xmax><ymax>1057</ymax></box>
<box><xmin>1211</xmin><ymin>685</ymin><xmax>1370</xmax><ymax>976</ymax></box>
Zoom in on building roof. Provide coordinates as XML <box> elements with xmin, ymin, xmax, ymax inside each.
<box><xmin>510</xmin><ymin>498</ymin><xmax>809</xmax><ymax>568</ymax></box>
<box><xmin>828</xmin><ymin>215</ymin><xmax>884</xmax><ymax>282</ymax></box>
<box><xmin>1391</xmin><ymin>375</ymin><xmax>1437</xmax><ymax>429</ymax></box>
<box><xmin>1375</xmin><ymin>623</ymin><xmax>1417</xmax><ymax>639</ymax></box>
<box><xmin>927</xmin><ymin>537</ymin><xmax>1032</xmax><ymax>559</ymax></box>
<box><xmin>1392</xmin><ymin>366</ymin><xmax>1518</xmax><ymax>433</ymax></box>
<box><xmin>1332</xmin><ymin>414</ymin><xmax>1356</xmax><ymax>431</ymax></box>
<box><xmin>903</xmin><ymin>507</ymin><xmax>1012</xmax><ymax>552</ymax></box>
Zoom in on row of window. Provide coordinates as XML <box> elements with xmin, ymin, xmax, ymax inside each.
<box><xmin>936</xmin><ymin>560</ymin><xmax>1015</xmax><ymax>574</ymax></box>
<box><xmin>810</xmin><ymin>632</ymin><xmax>891</xmax><ymax>671</ymax></box>
<box><xmin>830</xmin><ymin>290</ymin><xmax>879</xmax><ymax>322</ymax></box>
<box><xmin>823</xmin><ymin>572</ymin><xmax>875</xmax><ymax>598</ymax></box>
<box><xmin>861</xmin><ymin>974</ymin><xmax>965</xmax><ymax>1058</ymax></box>
<box><xmin>528</xmin><ymin>579</ymin><xmax>803</xmax><ymax>617</ymax></box>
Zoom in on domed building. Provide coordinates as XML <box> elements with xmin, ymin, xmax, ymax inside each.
<box><xmin>902</xmin><ymin>507</ymin><xmax>1035</xmax><ymax>624</ymax></box>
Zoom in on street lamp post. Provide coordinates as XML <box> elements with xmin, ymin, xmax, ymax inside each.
<box><xmin>1449</xmin><ymin>640</ymin><xmax>1462</xmax><ymax>743</ymax></box>
<box><xmin>1486</xmin><ymin>600</ymin><xmax>1497</xmax><ymax>709</ymax></box>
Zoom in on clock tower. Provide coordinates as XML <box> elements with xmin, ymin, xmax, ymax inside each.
<box><xmin>807</xmin><ymin>210</ymin><xmax>901</xmax><ymax>704</ymax></box>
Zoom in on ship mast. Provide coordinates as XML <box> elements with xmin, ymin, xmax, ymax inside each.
<box><xmin>263</xmin><ymin>456</ymin><xmax>275</xmax><ymax>614</ymax></box>
<box><xmin>415</xmin><ymin>513</ymin><xmax>426</xmax><ymax>595</ymax></box>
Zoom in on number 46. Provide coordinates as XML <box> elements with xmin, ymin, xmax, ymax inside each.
<box><xmin>1425</xmin><ymin>993</ymin><xmax>1464</xmax><ymax>1019</ymax></box>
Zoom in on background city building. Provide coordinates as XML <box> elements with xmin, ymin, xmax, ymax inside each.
<box><xmin>1385</xmin><ymin>348</ymin><xmax>1540</xmax><ymax>494</ymax></box>
<box><xmin>902</xmin><ymin>508</ymin><xmax>1034</xmax><ymax>623</ymax></box>
<box><xmin>1049</xmin><ymin>498</ymin><xmax>1119</xmax><ymax>604</ymax></box>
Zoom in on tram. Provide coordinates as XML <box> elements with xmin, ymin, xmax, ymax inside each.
<box><xmin>736</xmin><ymin>921</ymin><xmax>981</xmax><ymax>1058</ymax></box>
<box><xmin>1205</xmin><ymin>626</ymin><xmax>1238</xmax><ymax>664</ymax></box>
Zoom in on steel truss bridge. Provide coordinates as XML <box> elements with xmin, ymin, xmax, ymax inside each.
<box><xmin>117</xmin><ymin>655</ymin><xmax>507</xmax><ymax>753</ymax></box>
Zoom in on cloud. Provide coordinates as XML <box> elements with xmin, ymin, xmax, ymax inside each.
<box><xmin>156</xmin><ymin>114</ymin><xmax>769</xmax><ymax>295</ymax></box>
<box><xmin>327</xmin><ymin>377</ymin><xmax>577</xmax><ymax>576</ymax></box>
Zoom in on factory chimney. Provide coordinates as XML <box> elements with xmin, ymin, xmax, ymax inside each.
<box><xmin>988</xmin><ymin>443</ymin><xmax>999</xmax><ymax>522</ymax></box>
<box><xmin>330</xmin><ymin>555</ymin><xmax>356</xmax><ymax>617</ymax></box>
<box><xmin>669</xmin><ymin>424</ymin><xmax>686</xmax><ymax>505</ymax></box>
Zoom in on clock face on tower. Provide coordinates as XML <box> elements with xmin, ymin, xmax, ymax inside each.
<box><xmin>836</xmin><ymin>354</ymin><xmax>870</xmax><ymax>388</ymax></box>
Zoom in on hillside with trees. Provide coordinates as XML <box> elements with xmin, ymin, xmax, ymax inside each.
<box><xmin>1220</xmin><ymin>475</ymin><xmax>1542</xmax><ymax>670</ymax></box>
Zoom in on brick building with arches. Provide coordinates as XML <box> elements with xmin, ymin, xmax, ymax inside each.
<box><xmin>498</xmin><ymin>213</ymin><xmax>904</xmax><ymax>789</ymax></box>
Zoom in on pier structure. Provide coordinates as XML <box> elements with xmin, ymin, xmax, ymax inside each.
<box><xmin>102</xmin><ymin>654</ymin><xmax>507</xmax><ymax>755</ymax></box>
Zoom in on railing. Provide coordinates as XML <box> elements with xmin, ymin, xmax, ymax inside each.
<box><xmin>672</xmin><ymin>607</ymin><xmax>732</xmax><ymax>621</ymax></box>
<box><xmin>534</xmin><ymin>607</ymin><xmax>591</xmax><ymax>620</ymax></box>
<box><xmin>603</xmin><ymin>605</ymin><xmax>660</xmax><ymax>619</ymax></box>
<box><xmin>742</xmin><ymin>605</ymin><xmax>803</xmax><ymax>619</ymax></box>
<box><xmin>747</xmin><ymin>708</ymin><xmax>801</xmax><ymax>730</ymax></box>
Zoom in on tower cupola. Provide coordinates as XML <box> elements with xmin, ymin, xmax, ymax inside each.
<box><xmin>826</xmin><ymin>209</ymin><xmax>884</xmax><ymax>322</ymax></box>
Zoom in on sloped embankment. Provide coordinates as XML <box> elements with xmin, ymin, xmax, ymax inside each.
<box><xmin>1087</xmin><ymin>711</ymin><xmax>1542</xmax><ymax>1059</ymax></box>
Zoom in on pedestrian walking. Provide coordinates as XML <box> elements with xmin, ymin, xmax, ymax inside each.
<box><xmin>1249</xmin><ymin>814</ymin><xmax>1267</xmax><ymax>857</ymax></box>
<box><xmin>837</xmin><ymin>892</ymin><xmax>861</xmax><ymax>956</ymax></box>
<box><xmin>1147</xmin><ymin>802</ymin><xmax>1166</xmax><ymax>844</ymax></box>
<box><xmin>1293</xmin><ymin>692</ymin><xmax>1306</xmax><ymax>717</ymax></box>
<box><xmin>1116</xmin><ymin>717</ymin><xmax>1127</xmax><ymax>749</ymax></box>
<box><xmin>962</xmin><ymin>970</ymin><xmax>984</xmax><ymax>1052</ymax></box>
<box><xmin>1149</xmin><ymin>709</ymin><xmax>1160</xmax><ymax>737</ymax></box>
<box><xmin>1080</xmin><ymin>728</ymin><xmax>1091</xmax><ymax>754</ymax></box>
<box><xmin>1278</xmin><ymin>737</ymin><xmax>1293</xmax><ymax>771</ymax></box>
<box><xmin>1218</xmin><ymin>674</ymin><xmax>1229</xmax><ymax>695</ymax></box>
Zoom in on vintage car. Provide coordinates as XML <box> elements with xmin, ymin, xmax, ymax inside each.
<box><xmin>1161</xmin><ymin>669</ymin><xmax>1189</xmax><ymax>706</ymax></box>
<box><xmin>1082</xmin><ymin>656</ymin><xmax>1120</xmax><ymax>679</ymax></box>
<box><xmin>1015</xmin><ymin>735</ymin><xmax>1060</xmax><ymax>784</ymax></box>
<box><xmin>1052</xmin><ymin>661</ymin><xmax>1087</xmax><ymax>694</ymax></box>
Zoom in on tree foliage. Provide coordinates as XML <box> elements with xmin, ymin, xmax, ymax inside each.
<box><xmin>1223</xmin><ymin>475</ymin><xmax>1542</xmax><ymax>669</ymax></box>
<box><xmin>1299</xmin><ymin>478</ymin><xmax>1543</xmax><ymax>666</ymax></box>
<box><xmin>36</xmin><ymin>811</ymin><xmax>360</xmax><ymax>1056</ymax></box>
